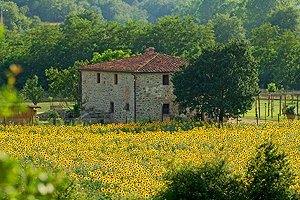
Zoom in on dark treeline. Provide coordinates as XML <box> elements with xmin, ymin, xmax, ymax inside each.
<box><xmin>0</xmin><ymin>0</ymin><xmax>300</xmax><ymax>90</ymax></box>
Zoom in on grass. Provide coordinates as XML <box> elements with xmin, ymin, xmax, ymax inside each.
<box><xmin>243</xmin><ymin>99</ymin><xmax>299</xmax><ymax>121</ymax></box>
<box><xmin>29</xmin><ymin>101</ymin><xmax>74</xmax><ymax>114</ymax></box>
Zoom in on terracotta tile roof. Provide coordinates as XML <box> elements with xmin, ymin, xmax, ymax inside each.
<box><xmin>78</xmin><ymin>48</ymin><xmax>188</xmax><ymax>73</ymax></box>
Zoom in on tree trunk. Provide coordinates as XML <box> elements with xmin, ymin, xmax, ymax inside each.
<box><xmin>219</xmin><ymin>108</ymin><xmax>225</xmax><ymax>124</ymax></box>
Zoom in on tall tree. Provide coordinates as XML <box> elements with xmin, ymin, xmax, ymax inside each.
<box><xmin>267</xmin><ymin>6</ymin><xmax>300</xmax><ymax>33</ymax></box>
<box><xmin>250</xmin><ymin>23</ymin><xmax>280</xmax><ymax>88</ymax></box>
<box><xmin>59</xmin><ymin>11</ymin><xmax>102</xmax><ymax>67</ymax></box>
<box><xmin>21</xmin><ymin>75</ymin><xmax>44</xmax><ymax>105</ymax></box>
<box><xmin>150</xmin><ymin>15</ymin><xmax>213</xmax><ymax>56</ymax></box>
<box><xmin>208</xmin><ymin>13</ymin><xmax>246</xmax><ymax>44</ymax></box>
<box><xmin>245</xmin><ymin>0</ymin><xmax>277</xmax><ymax>32</ymax></box>
<box><xmin>138</xmin><ymin>0</ymin><xmax>179</xmax><ymax>23</ymax></box>
<box><xmin>45</xmin><ymin>61</ymin><xmax>87</xmax><ymax>104</ymax></box>
<box><xmin>0</xmin><ymin>1</ymin><xmax>33</xmax><ymax>30</ymax></box>
<box><xmin>251</xmin><ymin>24</ymin><xmax>300</xmax><ymax>89</ymax></box>
<box><xmin>173</xmin><ymin>40</ymin><xmax>259</xmax><ymax>122</ymax></box>
<box><xmin>25</xmin><ymin>24</ymin><xmax>63</xmax><ymax>87</ymax></box>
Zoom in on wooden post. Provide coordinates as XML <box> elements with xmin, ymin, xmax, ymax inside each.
<box><xmin>258</xmin><ymin>95</ymin><xmax>261</xmax><ymax>118</ymax></box>
<box><xmin>271</xmin><ymin>95</ymin><xmax>274</xmax><ymax>118</ymax></box>
<box><xmin>279</xmin><ymin>95</ymin><xmax>282</xmax><ymax>116</ymax></box>
<box><xmin>268</xmin><ymin>95</ymin><xmax>270</xmax><ymax>116</ymax></box>
<box><xmin>284</xmin><ymin>94</ymin><xmax>287</xmax><ymax>107</ymax></box>
<box><xmin>265</xmin><ymin>103</ymin><xmax>267</xmax><ymax>122</ymax></box>
<box><xmin>297</xmin><ymin>95</ymin><xmax>299</xmax><ymax>115</ymax></box>
<box><xmin>255</xmin><ymin>98</ymin><xmax>258</xmax><ymax>119</ymax></box>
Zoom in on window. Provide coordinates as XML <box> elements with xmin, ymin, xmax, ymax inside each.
<box><xmin>163</xmin><ymin>75</ymin><xmax>169</xmax><ymax>85</ymax></box>
<box><xmin>114</xmin><ymin>74</ymin><xmax>118</xmax><ymax>85</ymax></box>
<box><xmin>97</xmin><ymin>73</ymin><xmax>100</xmax><ymax>83</ymax></box>
<box><xmin>162</xmin><ymin>103</ymin><xmax>170</xmax><ymax>115</ymax></box>
<box><xmin>125</xmin><ymin>103</ymin><xmax>130</xmax><ymax>111</ymax></box>
<box><xmin>110</xmin><ymin>102</ymin><xmax>114</xmax><ymax>113</ymax></box>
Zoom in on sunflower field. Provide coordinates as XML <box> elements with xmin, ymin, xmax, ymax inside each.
<box><xmin>1</xmin><ymin>121</ymin><xmax>300</xmax><ymax>199</ymax></box>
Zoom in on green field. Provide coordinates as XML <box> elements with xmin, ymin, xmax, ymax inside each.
<box><xmin>243</xmin><ymin>99</ymin><xmax>299</xmax><ymax>121</ymax></box>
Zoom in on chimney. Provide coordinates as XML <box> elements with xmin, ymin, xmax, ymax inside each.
<box><xmin>144</xmin><ymin>47</ymin><xmax>155</xmax><ymax>55</ymax></box>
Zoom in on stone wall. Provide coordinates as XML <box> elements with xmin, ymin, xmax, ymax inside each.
<box><xmin>81</xmin><ymin>71</ymin><xmax>135</xmax><ymax>123</ymax></box>
<box><xmin>135</xmin><ymin>73</ymin><xmax>178</xmax><ymax>121</ymax></box>
<box><xmin>81</xmin><ymin>71</ymin><xmax>179</xmax><ymax>123</ymax></box>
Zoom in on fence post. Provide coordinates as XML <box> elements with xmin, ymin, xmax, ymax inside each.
<box><xmin>258</xmin><ymin>95</ymin><xmax>261</xmax><ymax>118</ymax></box>
<box><xmin>297</xmin><ymin>95</ymin><xmax>299</xmax><ymax>115</ymax></box>
<box><xmin>271</xmin><ymin>94</ymin><xmax>274</xmax><ymax>118</ymax></box>
<box><xmin>264</xmin><ymin>103</ymin><xmax>267</xmax><ymax>122</ymax></box>
<box><xmin>279</xmin><ymin>95</ymin><xmax>282</xmax><ymax>116</ymax></box>
<box><xmin>284</xmin><ymin>95</ymin><xmax>287</xmax><ymax>107</ymax></box>
<box><xmin>268</xmin><ymin>95</ymin><xmax>270</xmax><ymax>116</ymax></box>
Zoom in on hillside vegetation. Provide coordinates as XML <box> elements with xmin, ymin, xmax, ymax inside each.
<box><xmin>0</xmin><ymin>0</ymin><xmax>299</xmax><ymax>91</ymax></box>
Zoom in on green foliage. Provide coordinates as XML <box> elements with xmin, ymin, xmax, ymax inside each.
<box><xmin>250</xmin><ymin>23</ymin><xmax>300</xmax><ymax>89</ymax></box>
<box><xmin>90</xmin><ymin>49</ymin><xmax>133</xmax><ymax>64</ymax></box>
<box><xmin>2</xmin><ymin>0</ymin><xmax>300</xmax><ymax>92</ymax></box>
<box><xmin>149</xmin><ymin>15</ymin><xmax>213</xmax><ymax>56</ymax></box>
<box><xmin>208</xmin><ymin>13</ymin><xmax>246</xmax><ymax>43</ymax></box>
<box><xmin>0</xmin><ymin>65</ymin><xmax>26</xmax><ymax>118</ymax></box>
<box><xmin>0</xmin><ymin>24</ymin><xmax>4</xmax><ymax>41</ymax></box>
<box><xmin>245</xmin><ymin>142</ymin><xmax>297</xmax><ymax>200</ymax></box>
<box><xmin>0</xmin><ymin>1</ymin><xmax>35</xmax><ymax>30</ymax></box>
<box><xmin>266</xmin><ymin>82</ymin><xmax>278</xmax><ymax>93</ymax></box>
<box><xmin>245</xmin><ymin>0</ymin><xmax>278</xmax><ymax>31</ymax></box>
<box><xmin>267</xmin><ymin>6</ymin><xmax>300</xmax><ymax>33</ymax></box>
<box><xmin>46</xmin><ymin>61</ymin><xmax>87</xmax><ymax>103</ymax></box>
<box><xmin>21</xmin><ymin>75</ymin><xmax>44</xmax><ymax>105</ymax></box>
<box><xmin>282</xmin><ymin>105</ymin><xmax>296</xmax><ymax>115</ymax></box>
<box><xmin>155</xmin><ymin>159</ymin><xmax>243</xmax><ymax>200</ymax></box>
<box><xmin>155</xmin><ymin>141</ymin><xmax>299</xmax><ymax>200</ymax></box>
<box><xmin>0</xmin><ymin>152</ymin><xmax>94</xmax><ymax>200</ymax></box>
<box><xmin>48</xmin><ymin>109</ymin><xmax>60</xmax><ymax>125</ymax></box>
<box><xmin>173</xmin><ymin>40</ymin><xmax>259</xmax><ymax>122</ymax></box>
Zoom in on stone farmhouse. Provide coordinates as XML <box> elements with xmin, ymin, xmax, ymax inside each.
<box><xmin>78</xmin><ymin>48</ymin><xmax>187</xmax><ymax>123</ymax></box>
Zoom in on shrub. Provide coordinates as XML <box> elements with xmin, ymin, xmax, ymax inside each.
<box><xmin>245</xmin><ymin>142</ymin><xmax>297</xmax><ymax>200</ymax></box>
<box><xmin>155</xmin><ymin>159</ymin><xmax>243</xmax><ymax>200</ymax></box>
<box><xmin>0</xmin><ymin>152</ymin><xmax>95</xmax><ymax>200</ymax></box>
<box><xmin>266</xmin><ymin>82</ymin><xmax>278</xmax><ymax>93</ymax></box>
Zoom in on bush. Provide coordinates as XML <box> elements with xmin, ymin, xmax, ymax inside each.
<box><xmin>155</xmin><ymin>141</ymin><xmax>299</xmax><ymax>200</ymax></box>
<box><xmin>155</xmin><ymin>159</ymin><xmax>243</xmax><ymax>200</ymax></box>
<box><xmin>0</xmin><ymin>152</ymin><xmax>95</xmax><ymax>200</ymax></box>
<box><xmin>245</xmin><ymin>142</ymin><xmax>297</xmax><ymax>200</ymax></box>
<box><xmin>266</xmin><ymin>82</ymin><xmax>278</xmax><ymax>93</ymax></box>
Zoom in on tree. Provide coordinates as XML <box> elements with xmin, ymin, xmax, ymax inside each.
<box><xmin>267</xmin><ymin>6</ymin><xmax>300</xmax><ymax>33</ymax></box>
<box><xmin>21</xmin><ymin>75</ymin><xmax>44</xmax><ymax>105</ymax></box>
<box><xmin>208</xmin><ymin>13</ymin><xmax>246</xmax><ymax>44</ymax></box>
<box><xmin>250</xmin><ymin>23</ymin><xmax>280</xmax><ymax>88</ymax></box>
<box><xmin>245</xmin><ymin>0</ymin><xmax>277</xmax><ymax>32</ymax></box>
<box><xmin>90</xmin><ymin>49</ymin><xmax>133</xmax><ymax>64</ymax></box>
<box><xmin>173</xmin><ymin>40</ymin><xmax>259</xmax><ymax>122</ymax></box>
<box><xmin>149</xmin><ymin>15</ymin><xmax>212</xmax><ymax>56</ymax></box>
<box><xmin>25</xmin><ymin>24</ymin><xmax>63</xmax><ymax>88</ymax></box>
<box><xmin>251</xmin><ymin>24</ymin><xmax>300</xmax><ymax>90</ymax></box>
<box><xmin>138</xmin><ymin>0</ymin><xmax>179</xmax><ymax>23</ymax></box>
<box><xmin>45</xmin><ymin>61</ymin><xmax>86</xmax><ymax>105</ymax></box>
<box><xmin>246</xmin><ymin>142</ymin><xmax>297</xmax><ymax>200</ymax></box>
<box><xmin>176</xmin><ymin>0</ymin><xmax>226</xmax><ymax>24</ymax></box>
<box><xmin>0</xmin><ymin>1</ymin><xmax>34</xmax><ymax>31</ymax></box>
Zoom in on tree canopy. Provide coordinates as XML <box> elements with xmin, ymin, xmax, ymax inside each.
<box><xmin>1</xmin><ymin>0</ymin><xmax>300</xmax><ymax>91</ymax></box>
<box><xmin>173</xmin><ymin>41</ymin><xmax>260</xmax><ymax>122</ymax></box>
